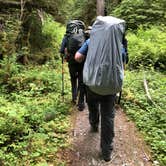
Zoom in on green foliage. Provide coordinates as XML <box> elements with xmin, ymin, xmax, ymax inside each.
<box><xmin>41</xmin><ymin>15</ymin><xmax>65</xmax><ymax>60</ymax></box>
<box><xmin>71</xmin><ymin>0</ymin><xmax>96</xmax><ymax>26</ymax></box>
<box><xmin>28</xmin><ymin>10</ymin><xmax>43</xmax><ymax>53</ymax></box>
<box><xmin>32</xmin><ymin>0</ymin><xmax>73</xmax><ymax>23</ymax></box>
<box><xmin>1</xmin><ymin>8</ymin><xmax>66</xmax><ymax>64</ymax></box>
<box><xmin>122</xmin><ymin>70</ymin><xmax>166</xmax><ymax>165</ymax></box>
<box><xmin>0</xmin><ymin>12</ymin><xmax>20</xmax><ymax>57</ymax></box>
<box><xmin>0</xmin><ymin>55</ymin><xmax>22</xmax><ymax>84</ymax></box>
<box><xmin>23</xmin><ymin>14</ymin><xmax>66</xmax><ymax>64</ymax></box>
<box><xmin>1</xmin><ymin>0</ymin><xmax>73</xmax><ymax>24</ymax></box>
<box><xmin>127</xmin><ymin>26</ymin><xmax>166</xmax><ymax>70</ymax></box>
<box><xmin>111</xmin><ymin>0</ymin><xmax>166</xmax><ymax>29</ymax></box>
<box><xmin>0</xmin><ymin>64</ymin><xmax>71</xmax><ymax>165</ymax></box>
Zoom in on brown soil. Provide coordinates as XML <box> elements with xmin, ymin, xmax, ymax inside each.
<box><xmin>66</xmin><ymin>105</ymin><xmax>153</xmax><ymax>166</ymax></box>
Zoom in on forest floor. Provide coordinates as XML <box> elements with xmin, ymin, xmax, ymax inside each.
<box><xmin>60</xmin><ymin>104</ymin><xmax>154</xmax><ymax>166</ymax></box>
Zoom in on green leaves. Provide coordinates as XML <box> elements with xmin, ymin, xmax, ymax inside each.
<box><xmin>111</xmin><ymin>0</ymin><xmax>166</xmax><ymax>29</ymax></box>
<box><xmin>127</xmin><ymin>26</ymin><xmax>166</xmax><ymax>70</ymax></box>
<box><xmin>0</xmin><ymin>63</ymin><xmax>71</xmax><ymax>165</ymax></box>
<box><xmin>122</xmin><ymin>70</ymin><xmax>166</xmax><ymax>165</ymax></box>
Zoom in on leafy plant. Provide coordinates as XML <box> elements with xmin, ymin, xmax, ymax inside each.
<box><xmin>111</xmin><ymin>0</ymin><xmax>166</xmax><ymax>29</ymax></box>
<box><xmin>122</xmin><ymin>70</ymin><xmax>166</xmax><ymax>165</ymax></box>
<box><xmin>0</xmin><ymin>63</ymin><xmax>71</xmax><ymax>165</ymax></box>
<box><xmin>127</xmin><ymin>26</ymin><xmax>166</xmax><ymax>70</ymax></box>
<box><xmin>0</xmin><ymin>54</ymin><xmax>22</xmax><ymax>84</ymax></box>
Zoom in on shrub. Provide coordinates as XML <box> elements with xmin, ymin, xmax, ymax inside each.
<box><xmin>0</xmin><ymin>64</ymin><xmax>71</xmax><ymax>165</ymax></box>
<box><xmin>122</xmin><ymin>70</ymin><xmax>166</xmax><ymax>165</ymax></box>
<box><xmin>111</xmin><ymin>0</ymin><xmax>166</xmax><ymax>29</ymax></box>
<box><xmin>127</xmin><ymin>26</ymin><xmax>166</xmax><ymax>70</ymax></box>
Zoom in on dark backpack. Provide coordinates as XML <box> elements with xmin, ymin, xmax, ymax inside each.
<box><xmin>66</xmin><ymin>20</ymin><xmax>85</xmax><ymax>34</ymax></box>
<box><xmin>66</xmin><ymin>20</ymin><xmax>86</xmax><ymax>63</ymax></box>
<box><xmin>122</xmin><ymin>36</ymin><xmax>129</xmax><ymax>64</ymax></box>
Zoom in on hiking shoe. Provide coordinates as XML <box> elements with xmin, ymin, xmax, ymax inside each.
<box><xmin>77</xmin><ymin>106</ymin><xmax>84</xmax><ymax>111</ymax></box>
<box><xmin>77</xmin><ymin>103</ymin><xmax>85</xmax><ymax>111</ymax></box>
<box><xmin>103</xmin><ymin>156</ymin><xmax>111</xmax><ymax>162</ymax></box>
<box><xmin>102</xmin><ymin>150</ymin><xmax>112</xmax><ymax>162</ymax></box>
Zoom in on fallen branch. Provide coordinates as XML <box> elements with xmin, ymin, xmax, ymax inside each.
<box><xmin>143</xmin><ymin>77</ymin><xmax>153</xmax><ymax>102</ymax></box>
<box><xmin>109</xmin><ymin>153</ymin><xmax>118</xmax><ymax>163</ymax></box>
<box><xmin>143</xmin><ymin>74</ymin><xmax>157</xmax><ymax>107</ymax></box>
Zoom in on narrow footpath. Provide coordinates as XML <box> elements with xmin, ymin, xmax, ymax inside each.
<box><xmin>66</xmin><ymin>105</ymin><xmax>153</xmax><ymax>166</ymax></box>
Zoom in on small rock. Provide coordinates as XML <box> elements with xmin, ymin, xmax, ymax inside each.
<box><xmin>122</xmin><ymin>163</ymin><xmax>130</xmax><ymax>166</ymax></box>
<box><xmin>153</xmin><ymin>160</ymin><xmax>160</xmax><ymax>166</ymax></box>
<box><xmin>92</xmin><ymin>158</ymin><xmax>98</xmax><ymax>165</ymax></box>
<box><xmin>76</xmin><ymin>152</ymin><xmax>80</xmax><ymax>159</ymax></box>
<box><xmin>133</xmin><ymin>150</ymin><xmax>137</xmax><ymax>154</ymax></box>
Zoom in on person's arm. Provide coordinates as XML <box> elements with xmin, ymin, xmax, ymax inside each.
<box><xmin>75</xmin><ymin>39</ymin><xmax>89</xmax><ymax>63</ymax></box>
<box><xmin>59</xmin><ymin>36</ymin><xmax>67</xmax><ymax>55</ymax></box>
<box><xmin>60</xmin><ymin>36</ymin><xmax>70</xmax><ymax>61</ymax></box>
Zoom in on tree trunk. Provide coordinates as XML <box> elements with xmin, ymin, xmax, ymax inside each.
<box><xmin>96</xmin><ymin>0</ymin><xmax>105</xmax><ymax>16</ymax></box>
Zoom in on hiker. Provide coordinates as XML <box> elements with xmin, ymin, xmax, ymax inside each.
<box><xmin>75</xmin><ymin>16</ymin><xmax>128</xmax><ymax>162</ymax></box>
<box><xmin>122</xmin><ymin>35</ymin><xmax>129</xmax><ymax>69</ymax></box>
<box><xmin>84</xmin><ymin>26</ymin><xmax>92</xmax><ymax>40</ymax></box>
<box><xmin>59</xmin><ymin>20</ymin><xmax>86</xmax><ymax>111</ymax></box>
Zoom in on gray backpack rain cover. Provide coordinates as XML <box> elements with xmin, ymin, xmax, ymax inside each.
<box><xmin>83</xmin><ymin>16</ymin><xmax>126</xmax><ymax>95</ymax></box>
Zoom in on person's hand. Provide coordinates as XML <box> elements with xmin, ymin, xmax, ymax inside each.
<box><xmin>75</xmin><ymin>51</ymin><xmax>85</xmax><ymax>63</ymax></box>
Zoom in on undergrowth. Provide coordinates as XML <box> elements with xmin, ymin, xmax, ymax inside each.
<box><xmin>122</xmin><ymin>69</ymin><xmax>166</xmax><ymax>166</ymax></box>
<box><xmin>0</xmin><ymin>62</ymin><xmax>71</xmax><ymax>165</ymax></box>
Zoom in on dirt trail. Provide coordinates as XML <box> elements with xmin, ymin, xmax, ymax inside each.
<box><xmin>67</xmin><ymin>105</ymin><xmax>153</xmax><ymax>166</ymax></box>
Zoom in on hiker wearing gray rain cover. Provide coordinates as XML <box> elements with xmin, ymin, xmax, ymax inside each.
<box><xmin>75</xmin><ymin>16</ymin><xmax>126</xmax><ymax>162</ymax></box>
<box><xmin>83</xmin><ymin>16</ymin><xmax>125</xmax><ymax>95</ymax></box>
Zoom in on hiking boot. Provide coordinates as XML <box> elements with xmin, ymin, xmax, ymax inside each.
<box><xmin>77</xmin><ymin>103</ymin><xmax>85</xmax><ymax>111</ymax></box>
<box><xmin>102</xmin><ymin>151</ymin><xmax>112</xmax><ymax>162</ymax></box>
<box><xmin>101</xmin><ymin>147</ymin><xmax>113</xmax><ymax>162</ymax></box>
<box><xmin>103</xmin><ymin>156</ymin><xmax>111</xmax><ymax>162</ymax></box>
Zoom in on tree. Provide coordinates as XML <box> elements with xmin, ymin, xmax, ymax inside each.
<box><xmin>96</xmin><ymin>0</ymin><xmax>105</xmax><ymax>16</ymax></box>
<box><xmin>110</xmin><ymin>0</ymin><xmax>166</xmax><ymax>29</ymax></box>
<box><xmin>0</xmin><ymin>0</ymin><xmax>73</xmax><ymax>64</ymax></box>
<box><xmin>105</xmin><ymin>0</ymin><xmax>122</xmax><ymax>14</ymax></box>
<box><xmin>71</xmin><ymin>0</ymin><xmax>96</xmax><ymax>26</ymax></box>
<box><xmin>0</xmin><ymin>0</ymin><xmax>69</xmax><ymax>23</ymax></box>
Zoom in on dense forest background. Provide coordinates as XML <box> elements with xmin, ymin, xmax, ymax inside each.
<box><xmin>0</xmin><ymin>0</ymin><xmax>165</xmax><ymax>165</ymax></box>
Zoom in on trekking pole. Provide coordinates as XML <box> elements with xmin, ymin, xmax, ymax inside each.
<box><xmin>118</xmin><ymin>90</ymin><xmax>122</xmax><ymax>105</ymax></box>
<box><xmin>61</xmin><ymin>55</ymin><xmax>65</xmax><ymax>101</ymax></box>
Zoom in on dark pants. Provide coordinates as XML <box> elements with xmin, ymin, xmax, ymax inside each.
<box><xmin>86</xmin><ymin>87</ymin><xmax>116</xmax><ymax>155</ymax></box>
<box><xmin>68</xmin><ymin>62</ymin><xmax>86</xmax><ymax>106</ymax></box>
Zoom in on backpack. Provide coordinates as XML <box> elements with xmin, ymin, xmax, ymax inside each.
<box><xmin>66</xmin><ymin>20</ymin><xmax>85</xmax><ymax>34</ymax></box>
<box><xmin>83</xmin><ymin>16</ymin><xmax>126</xmax><ymax>95</ymax></box>
<box><xmin>66</xmin><ymin>20</ymin><xmax>86</xmax><ymax>62</ymax></box>
<box><xmin>122</xmin><ymin>36</ymin><xmax>129</xmax><ymax>64</ymax></box>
